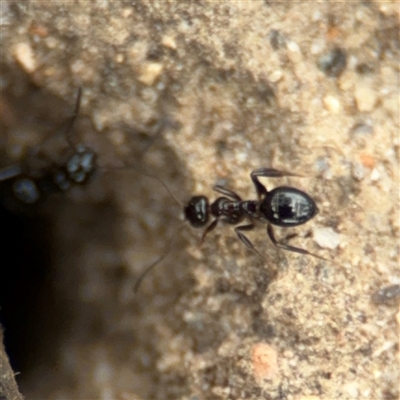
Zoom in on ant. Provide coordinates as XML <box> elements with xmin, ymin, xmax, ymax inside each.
<box><xmin>0</xmin><ymin>88</ymin><xmax>96</xmax><ymax>211</ymax></box>
<box><xmin>134</xmin><ymin>167</ymin><xmax>324</xmax><ymax>292</ymax></box>
<box><xmin>185</xmin><ymin>168</ymin><xmax>323</xmax><ymax>257</ymax></box>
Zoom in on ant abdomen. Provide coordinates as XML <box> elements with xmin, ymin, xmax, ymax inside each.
<box><xmin>261</xmin><ymin>186</ymin><xmax>318</xmax><ymax>227</ymax></box>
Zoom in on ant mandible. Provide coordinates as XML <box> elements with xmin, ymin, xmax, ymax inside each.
<box><xmin>0</xmin><ymin>88</ymin><xmax>96</xmax><ymax>210</ymax></box>
<box><xmin>134</xmin><ymin>167</ymin><xmax>323</xmax><ymax>292</ymax></box>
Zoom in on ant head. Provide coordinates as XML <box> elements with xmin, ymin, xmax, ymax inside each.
<box><xmin>184</xmin><ymin>195</ymin><xmax>209</xmax><ymax>227</ymax></box>
<box><xmin>65</xmin><ymin>145</ymin><xmax>97</xmax><ymax>185</ymax></box>
<box><xmin>261</xmin><ymin>186</ymin><xmax>318</xmax><ymax>227</ymax></box>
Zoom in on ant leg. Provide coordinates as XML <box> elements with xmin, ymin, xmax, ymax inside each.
<box><xmin>234</xmin><ymin>224</ymin><xmax>264</xmax><ymax>259</ymax></box>
<box><xmin>28</xmin><ymin>146</ymin><xmax>54</xmax><ymax>164</ymax></box>
<box><xmin>201</xmin><ymin>219</ymin><xmax>219</xmax><ymax>244</ymax></box>
<box><xmin>0</xmin><ymin>165</ymin><xmax>23</xmax><ymax>182</ymax></box>
<box><xmin>35</xmin><ymin>88</ymin><xmax>82</xmax><ymax>154</ymax></box>
<box><xmin>213</xmin><ymin>185</ymin><xmax>242</xmax><ymax>201</ymax></box>
<box><xmin>134</xmin><ymin>221</ymin><xmax>185</xmax><ymax>293</ymax></box>
<box><xmin>25</xmin><ymin>95</ymin><xmax>84</xmax><ymax>165</ymax></box>
<box><xmin>267</xmin><ymin>224</ymin><xmax>325</xmax><ymax>260</ymax></box>
<box><xmin>281</xmin><ymin>232</ymin><xmax>299</xmax><ymax>242</ymax></box>
<box><xmin>250</xmin><ymin>168</ymin><xmax>303</xmax><ymax>199</ymax></box>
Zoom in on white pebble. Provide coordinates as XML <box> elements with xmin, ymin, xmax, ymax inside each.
<box><xmin>323</xmin><ymin>95</ymin><xmax>341</xmax><ymax>113</ymax></box>
<box><xmin>287</xmin><ymin>41</ymin><xmax>302</xmax><ymax>62</ymax></box>
<box><xmin>313</xmin><ymin>227</ymin><xmax>341</xmax><ymax>250</ymax></box>
<box><xmin>352</xmin><ymin>161</ymin><xmax>365</xmax><ymax>181</ymax></box>
<box><xmin>287</xmin><ymin>40</ymin><xmax>300</xmax><ymax>53</ymax></box>
<box><xmin>370</xmin><ymin>167</ymin><xmax>380</xmax><ymax>181</ymax></box>
<box><xmin>269</xmin><ymin>70</ymin><xmax>283</xmax><ymax>83</ymax></box>
<box><xmin>13</xmin><ymin>43</ymin><xmax>37</xmax><ymax>73</ymax></box>
<box><xmin>343</xmin><ymin>381</ymin><xmax>359</xmax><ymax>399</ymax></box>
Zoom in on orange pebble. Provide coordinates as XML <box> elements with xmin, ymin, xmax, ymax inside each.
<box><xmin>251</xmin><ymin>343</ymin><xmax>279</xmax><ymax>381</ymax></box>
<box><xmin>360</xmin><ymin>154</ymin><xmax>376</xmax><ymax>169</ymax></box>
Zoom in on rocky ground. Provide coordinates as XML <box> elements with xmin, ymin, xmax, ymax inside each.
<box><xmin>0</xmin><ymin>1</ymin><xmax>399</xmax><ymax>399</ymax></box>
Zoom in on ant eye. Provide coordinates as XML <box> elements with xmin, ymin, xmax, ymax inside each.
<box><xmin>12</xmin><ymin>178</ymin><xmax>40</xmax><ymax>204</ymax></box>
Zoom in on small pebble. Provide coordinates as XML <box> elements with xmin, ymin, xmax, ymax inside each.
<box><xmin>370</xmin><ymin>167</ymin><xmax>380</xmax><ymax>181</ymax></box>
<box><xmin>359</xmin><ymin>154</ymin><xmax>375</xmax><ymax>169</ymax></box>
<box><xmin>352</xmin><ymin>161</ymin><xmax>365</xmax><ymax>181</ymax></box>
<box><xmin>251</xmin><ymin>343</ymin><xmax>279</xmax><ymax>381</ymax></box>
<box><xmin>354</xmin><ymin>81</ymin><xmax>377</xmax><ymax>112</ymax></box>
<box><xmin>314</xmin><ymin>157</ymin><xmax>329</xmax><ymax>173</ymax></box>
<box><xmin>0</xmin><ymin>1</ymin><xmax>13</xmax><ymax>26</ymax></box>
<box><xmin>313</xmin><ymin>227</ymin><xmax>340</xmax><ymax>250</ymax></box>
<box><xmin>372</xmin><ymin>284</ymin><xmax>400</xmax><ymax>305</ymax></box>
<box><xmin>323</xmin><ymin>95</ymin><xmax>341</xmax><ymax>113</ymax></box>
<box><xmin>115</xmin><ymin>53</ymin><xmax>124</xmax><ymax>63</ymax></box>
<box><xmin>343</xmin><ymin>381</ymin><xmax>359</xmax><ymax>399</ymax></box>
<box><xmin>350</xmin><ymin>122</ymin><xmax>373</xmax><ymax>136</ymax></box>
<box><xmin>318</xmin><ymin>47</ymin><xmax>347</xmax><ymax>78</ymax></box>
<box><xmin>382</xmin><ymin>92</ymin><xmax>400</xmax><ymax>117</ymax></box>
<box><xmin>269</xmin><ymin>70</ymin><xmax>283</xmax><ymax>83</ymax></box>
<box><xmin>287</xmin><ymin>41</ymin><xmax>302</xmax><ymax>62</ymax></box>
<box><xmin>138</xmin><ymin>62</ymin><xmax>163</xmax><ymax>85</ymax></box>
<box><xmin>13</xmin><ymin>42</ymin><xmax>37</xmax><ymax>73</ymax></box>
<box><xmin>355</xmin><ymin>63</ymin><xmax>374</xmax><ymax>75</ymax></box>
<box><xmin>269</xmin><ymin>29</ymin><xmax>286</xmax><ymax>50</ymax></box>
<box><xmin>161</xmin><ymin>35</ymin><xmax>177</xmax><ymax>50</ymax></box>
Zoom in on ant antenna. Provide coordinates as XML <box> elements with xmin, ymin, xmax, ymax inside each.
<box><xmin>133</xmin><ymin>221</ymin><xmax>185</xmax><ymax>293</ymax></box>
<box><xmin>24</xmin><ymin>88</ymin><xmax>83</xmax><ymax>164</ymax></box>
<box><xmin>97</xmin><ymin>141</ymin><xmax>187</xmax><ymax>293</ymax></box>
<box><xmin>99</xmin><ymin>162</ymin><xmax>183</xmax><ymax>208</ymax></box>
<box><xmin>62</xmin><ymin>87</ymin><xmax>82</xmax><ymax>150</ymax></box>
<box><xmin>99</xmin><ymin>161</ymin><xmax>186</xmax><ymax>292</ymax></box>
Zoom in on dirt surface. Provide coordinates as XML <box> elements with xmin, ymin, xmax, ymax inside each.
<box><xmin>0</xmin><ymin>329</ymin><xmax>24</xmax><ymax>400</ymax></box>
<box><xmin>0</xmin><ymin>2</ymin><xmax>399</xmax><ymax>400</ymax></box>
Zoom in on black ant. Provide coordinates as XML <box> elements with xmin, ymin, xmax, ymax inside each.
<box><xmin>134</xmin><ymin>167</ymin><xmax>324</xmax><ymax>291</ymax></box>
<box><xmin>185</xmin><ymin>168</ymin><xmax>322</xmax><ymax>257</ymax></box>
<box><xmin>0</xmin><ymin>88</ymin><xmax>96</xmax><ymax>211</ymax></box>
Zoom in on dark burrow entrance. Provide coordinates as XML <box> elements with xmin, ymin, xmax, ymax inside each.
<box><xmin>0</xmin><ymin>205</ymin><xmax>68</xmax><ymax>387</ymax></box>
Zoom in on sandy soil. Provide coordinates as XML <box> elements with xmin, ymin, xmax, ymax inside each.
<box><xmin>0</xmin><ymin>2</ymin><xmax>399</xmax><ymax>399</ymax></box>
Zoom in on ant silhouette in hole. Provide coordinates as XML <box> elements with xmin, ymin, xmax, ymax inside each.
<box><xmin>0</xmin><ymin>88</ymin><xmax>96</xmax><ymax>211</ymax></box>
<box><xmin>134</xmin><ymin>167</ymin><xmax>324</xmax><ymax>292</ymax></box>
